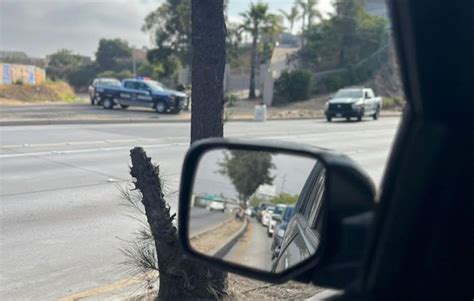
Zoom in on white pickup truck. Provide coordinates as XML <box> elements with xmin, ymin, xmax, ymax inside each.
<box><xmin>324</xmin><ymin>87</ymin><xmax>382</xmax><ymax>122</ymax></box>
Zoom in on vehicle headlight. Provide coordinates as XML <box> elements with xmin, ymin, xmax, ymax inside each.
<box><xmin>352</xmin><ymin>100</ymin><xmax>363</xmax><ymax>109</ymax></box>
<box><xmin>278</xmin><ymin>228</ymin><xmax>285</xmax><ymax>238</ymax></box>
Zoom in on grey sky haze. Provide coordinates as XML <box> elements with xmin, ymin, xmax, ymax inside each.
<box><xmin>0</xmin><ymin>0</ymin><xmax>333</xmax><ymax>58</ymax></box>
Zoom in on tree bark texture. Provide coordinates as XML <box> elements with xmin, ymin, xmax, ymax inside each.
<box><xmin>191</xmin><ymin>0</ymin><xmax>226</xmax><ymax>143</ymax></box>
<box><xmin>130</xmin><ymin>147</ymin><xmax>227</xmax><ymax>300</ymax></box>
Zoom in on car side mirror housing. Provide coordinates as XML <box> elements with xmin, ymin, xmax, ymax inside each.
<box><xmin>178</xmin><ymin>138</ymin><xmax>375</xmax><ymax>288</ymax></box>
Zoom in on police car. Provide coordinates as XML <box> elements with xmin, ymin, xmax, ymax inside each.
<box><xmin>95</xmin><ymin>77</ymin><xmax>189</xmax><ymax>114</ymax></box>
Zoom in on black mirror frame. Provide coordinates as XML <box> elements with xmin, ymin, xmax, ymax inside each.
<box><xmin>179</xmin><ymin>138</ymin><xmax>375</xmax><ymax>283</ymax></box>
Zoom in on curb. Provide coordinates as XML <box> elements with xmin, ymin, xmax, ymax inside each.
<box><xmin>211</xmin><ymin>218</ymin><xmax>249</xmax><ymax>259</ymax></box>
<box><xmin>0</xmin><ymin>112</ymin><xmax>401</xmax><ymax>126</ymax></box>
<box><xmin>189</xmin><ymin>215</ymin><xmax>233</xmax><ymax>239</ymax></box>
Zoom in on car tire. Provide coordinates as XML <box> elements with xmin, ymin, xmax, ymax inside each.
<box><xmin>120</xmin><ymin>105</ymin><xmax>129</xmax><ymax>109</ymax></box>
<box><xmin>103</xmin><ymin>98</ymin><xmax>114</xmax><ymax>109</ymax></box>
<box><xmin>373</xmin><ymin>107</ymin><xmax>380</xmax><ymax>120</ymax></box>
<box><xmin>326</xmin><ymin>116</ymin><xmax>332</xmax><ymax>122</ymax></box>
<box><xmin>155</xmin><ymin>101</ymin><xmax>167</xmax><ymax>114</ymax></box>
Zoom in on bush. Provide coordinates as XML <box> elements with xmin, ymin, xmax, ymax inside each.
<box><xmin>383</xmin><ymin>96</ymin><xmax>405</xmax><ymax>109</ymax></box>
<box><xmin>225</xmin><ymin>93</ymin><xmax>239</xmax><ymax>107</ymax></box>
<box><xmin>68</xmin><ymin>63</ymin><xmax>98</xmax><ymax>89</ymax></box>
<box><xmin>273</xmin><ymin>69</ymin><xmax>314</xmax><ymax>105</ymax></box>
<box><xmin>96</xmin><ymin>70</ymin><xmax>116</xmax><ymax>78</ymax></box>
<box><xmin>116</xmin><ymin>70</ymin><xmax>134</xmax><ymax>80</ymax></box>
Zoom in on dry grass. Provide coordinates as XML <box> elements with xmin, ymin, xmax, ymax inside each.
<box><xmin>190</xmin><ymin>218</ymin><xmax>244</xmax><ymax>254</ymax></box>
<box><xmin>0</xmin><ymin>81</ymin><xmax>77</xmax><ymax>103</ymax></box>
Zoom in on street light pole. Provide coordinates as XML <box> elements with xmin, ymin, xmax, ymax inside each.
<box><xmin>132</xmin><ymin>48</ymin><xmax>136</xmax><ymax>77</ymax></box>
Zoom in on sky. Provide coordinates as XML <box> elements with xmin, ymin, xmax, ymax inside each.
<box><xmin>0</xmin><ymin>0</ymin><xmax>334</xmax><ymax>58</ymax></box>
<box><xmin>193</xmin><ymin>150</ymin><xmax>317</xmax><ymax>201</ymax></box>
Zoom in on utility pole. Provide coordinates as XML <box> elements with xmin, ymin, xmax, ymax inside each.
<box><xmin>132</xmin><ymin>48</ymin><xmax>136</xmax><ymax>77</ymax></box>
<box><xmin>280</xmin><ymin>174</ymin><xmax>287</xmax><ymax>194</ymax></box>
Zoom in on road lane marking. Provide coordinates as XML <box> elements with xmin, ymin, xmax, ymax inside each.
<box><xmin>0</xmin><ymin>143</ymin><xmax>190</xmax><ymax>159</ymax></box>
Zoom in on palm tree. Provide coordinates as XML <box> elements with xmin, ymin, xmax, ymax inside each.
<box><xmin>240</xmin><ymin>2</ymin><xmax>280</xmax><ymax>99</ymax></box>
<box><xmin>297</xmin><ymin>0</ymin><xmax>322</xmax><ymax>45</ymax></box>
<box><xmin>279</xmin><ymin>6</ymin><xmax>300</xmax><ymax>34</ymax></box>
<box><xmin>306</xmin><ymin>0</ymin><xmax>323</xmax><ymax>29</ymax></box>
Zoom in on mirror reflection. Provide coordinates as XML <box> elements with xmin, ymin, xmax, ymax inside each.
<box><xmin>189</xmin><ymin>148</ymin><xmax>326</xmax><ymax>273</ymax></box>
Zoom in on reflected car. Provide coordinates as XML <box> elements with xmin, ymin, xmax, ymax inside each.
<box><xmin>273</xmin><ymin>162</ymin><xmax>326</xmax><ymax>272</ymax></box>
<box><xmin>245</xmin><ymin>207</ymin><xmax>255</xmax><ymax>217</ymax></box>
<box><xmin>267</xmin><ymin>204</ymin><xmax>288</xmax><ymax>237</ymax></box>
<box><xmin>208</xmin><ymin>201</ymin><xmax>225</xmax><ymax>212</ymax></box>
<box><xmin>271</xmin><ymin>206</ymin><xmax>295</xmax><ymax>259</ymax></box>
<box><xmin>261</xmin><ymin>207</ymin><xmax>275</xmax><ymax>226</ymax></box>
<box><xmin>255</xmin><ymin>203</ymin><xmax>272</xmax><ymax>222</ymax></box>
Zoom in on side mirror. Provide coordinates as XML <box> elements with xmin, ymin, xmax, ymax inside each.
<box><xmin>178</xmin><ymin>138</ymin><xmax>375</xmax><ymax>287</ymax></box>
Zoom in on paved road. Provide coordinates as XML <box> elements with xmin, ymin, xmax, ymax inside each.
<box><xmin>224</xmin><ymin>219</ymin><xmax>273</xmax><ymax>271</ymax></box>
<box><xmin>0</xmin><ymin>103</ymin><xmax>188</xmax><ymax>124</ymax></box>
<box><xmin>0</xmin><ymin>118</ymin><xmax>400</xmax><ymax>299</ymax></box>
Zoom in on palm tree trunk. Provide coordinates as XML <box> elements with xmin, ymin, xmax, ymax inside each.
<box><xmin>248</xmin><ymin>32</ymin><xmax>257</xmax><ymax>99</ymax></box>
<box><xmin>191</xmin><ymin>0</ymin><xmax>226</xmax><ymax>142</ymax></box>
<box><xmin>301</xmin><ymin>13</ymin><xmax>306</xmax><ymax>47</ymax></box>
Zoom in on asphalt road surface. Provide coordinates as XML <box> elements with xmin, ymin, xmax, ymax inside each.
<box><xmin>0</xmin><ymin>117</ymin><xmax>400</xmax><ymax>299</ymax></box>
<box><xmin>224</xmin><ymin>219</ymin><xmax>273</xmax><ymax>271</ymax></box>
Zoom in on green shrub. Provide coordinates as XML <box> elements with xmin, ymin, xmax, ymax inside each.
<box><xmin>96</xmin><ymin>70</ymin><xmax>117</xmax><ymax>78</ymax></box>
<box><xmin>274</xmin><ymin>69</ymin><xmax>313</xmax><ymax>105</ymax></box>
<box><xmin>383</xmin><ymin>96</ymin><xmax>405</xmax><ymax>109</ymax></box>
<box><xmin>312</xmin><ymin>71</ymin><xmax>351</xmax><ymax>94</ymax></box>
<box><xmin>116</xmin><ymin>70</ymin><xmax>133</xmax><ymax>80</ymax></box>
<box><xmin>225</xmin><ymin>93</ymin><xmax>239</xmax><ymax>107</ymax></box>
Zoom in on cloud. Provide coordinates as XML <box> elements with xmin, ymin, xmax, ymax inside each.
<box><xmin>0</xmin><ymin>0</ymin><xmax>334</xmax><ymax>58</ymax></box>
<box><xmin>0</xmin><ymin>0</ymin><xmax>161</xmax><ymax>58</ymax></box>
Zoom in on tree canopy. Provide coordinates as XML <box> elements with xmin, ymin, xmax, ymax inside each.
<box><xmin>46</xmin><ymin>49</ymin><xmax>89</xmax><ymax>80</ymax></box>
<box><xmin>218</xmin><ymin>150</ymin><xmax>275</xmax><ymax>204</ymax></box>
<box><xmin>300</xmin><ymin>0</ymin><xmax>389</xmax><ymax>71</ymax></box>
<box><xmin>95</xmin><ymin>38</ymin><xmax>132</xmax><ymax>71</ymax></box>
<box><xmin>142</xmin><ymin>0</ymin><xmax>192</xmax><ymax>68</ymax></box>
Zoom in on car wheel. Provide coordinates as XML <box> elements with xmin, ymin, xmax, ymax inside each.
<box><xmin>120</xmin><ymin>105</ymin><xmax>129</xmax><ymax>109</ymax></box>
<box><xmin>103</xmin><ymin>98</ymin><xmax>114</xmax><ymax>109</ymax></box>
<box><xmin>155</xmin><ymin>101</ymin><xmax>167</xmax><ymax>114</ymax></box>
<box><xmin>373</xmin><ymin>107</ymin><xmax>380</xmax><ymax>120</ymax></box>
<box><xmin>326</xmin><ymin>116</ymin><xmax>332</xmax><ymax>122</ymax></box>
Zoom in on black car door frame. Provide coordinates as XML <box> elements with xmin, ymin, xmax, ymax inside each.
<box><xmin>353</xmin><ymin>1</ymin><xmax>473</xmax><ymax>300</ymax></box>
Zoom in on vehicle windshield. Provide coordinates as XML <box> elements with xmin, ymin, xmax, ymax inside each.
<box><xmin>96</xmin><ymin>79</ymin><xmax>121</xmax><ymax>87</ymax></box>
<box><xmin>274</xmin><ymin>206</ymin><xmax>286</xmax><ymax>215</ymax></box>
<box><xmin>145</xmin><ymin>80</ymin><xmax>165</xmax><ymax>91</ymax></box>
<box><xmin>334</xmin><ymin>89</ymin><xmax>363</xmax><ymax>98</ymax></box>
<box><xmin>2</xmin><ymin>0</ymin><xmax>404</xmax><ymax>298</ymax></box>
